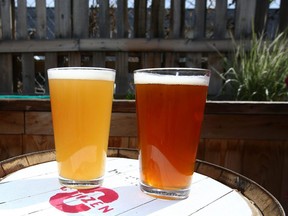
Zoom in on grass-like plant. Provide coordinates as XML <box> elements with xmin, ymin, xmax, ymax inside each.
<box><xmin>219</xmin><ymin>31</ymin><xmax>288</xmax><ymax>101</ymax></box>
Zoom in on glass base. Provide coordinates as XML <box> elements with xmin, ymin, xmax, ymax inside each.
<box><xmin>140</xmin><ymin>182</ymin><xmax>190</xmax><ymax>200</ymax></box>
<box><xmin>59</xmin><ymin>176</ymin><xmax>104</xmax><ymax>189</ymax></box>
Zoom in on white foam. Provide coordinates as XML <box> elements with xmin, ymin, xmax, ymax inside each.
<box><xmin>134</xmin><ymin>72</ymin><xmax>209</xmax><ymax>86</ymax></box>
<box><xmin>48</xmin><ymin>67</ymin><xmax>115</xmax><ymax>81</ymax></box>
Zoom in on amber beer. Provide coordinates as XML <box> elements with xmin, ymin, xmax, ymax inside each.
<box><xmin>48</xmin><ymin>67</ymin><xmax>115</xmax><ymax>188</ymax></box>
<box><xmin>134</xmin><ymin>68</ymin><xmax>210</xmax><ymax>199</ymax></box>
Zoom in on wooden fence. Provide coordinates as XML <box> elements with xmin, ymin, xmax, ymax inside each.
<box><xmin>0</xmin><ymin>0</ymin><xmax>288</xmax><ymax>97</ymax></box>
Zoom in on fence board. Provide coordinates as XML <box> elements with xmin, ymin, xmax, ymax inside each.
<box><xmin>22</xmin><ymin>53</ymin><xmax>35</xmax><ymax>94</ymax></box>
<box><xmin>134</xmin><ymin>0</ymin><xmax>147</xmax><ymax>38</ymax></box>
<box><xmin>99</xmin><ymin>0</ymin><xmax>110</xmax><ymax>38</ymax></box>
<box><xmin>150</xmin><ymin>0</ymin><xmax>165</xmax><ymax>38</ymax></box>
<box><xmin>0</xmin><ymin>135</ymin><xmax>23</xmax><ymax>161</ymax></box>
<box><xmin>16</xmin><ymin>0</ymin><xmax>27</xmax><ymax>39</ymax></box>
<box><xmin>279</xmin><ymin>0</ymin><xmax>288</xmax><ymax>32</ymax></box>
<box><xmin>194</xmin><ymin>0</ymin><xmax>206</xmax><ymax>39</ymax></box>
<box><xmin>254</xmin><ymin>0</ymin><xmax>269</xmax><ymax>35</ymax></box>
<box><xmin>0</xmin><ymin>0</ymin><xmax>13</xmax><ymax>39</ymax></box>
<box><xmin>44</xmin><ymin>52</ymin><xmax>58</xmax><ymax>93</ymax></box>
<box><xmin>235</xmin><ymin>0</ymin><xmax>256</xmax><ymax>39</ymax></box>
<box><xmin>0</xmin><ymin>54</ymin><xmax>13</xmax><ymax>94</ymax></box>
<box><xmin>55</xmin><ymin>0</ymin><xmax>71</xmax><ymax>38</ymax></box>
<box><xmin>73</xmin><ymin>0</ymin><xmax>89</xmax><ymax>38</ymax></box>
<box><xmin>36</xmin><ymin>0</ymin><xmax>46</xmax><ymax>39</ymax></box>
<box><xmin>214</xmin><ymin>0</ymin><xmax>227</xmax><ymax>39</ymax></box>
<box><xmin>0</xmin><ymin>111</ymin><xmax>24</xmax><ymax>134</ymax></box>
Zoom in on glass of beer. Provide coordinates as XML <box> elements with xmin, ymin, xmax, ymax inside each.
<box><xmin>48</xmin><ymin>67</ymin><xmax>115</xmax><ymax>189</ymax></box>
<box><xmin>134</xmin><ymin>68</ymin><xmax>210</xmax><ymax>199</ymax></box>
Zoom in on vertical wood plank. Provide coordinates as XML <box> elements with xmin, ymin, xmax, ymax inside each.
<box><xmin>214</xmin><ymin>0</ymin><xmax>227</xmax><ymax>39</ymax></box>
<box><xmin>0</xmin><ymin>0</ymin><xmax>13</xmax><ymax>39</ymax></box>
<box><xmin>150</xmin><ymin>0</ymin><xmax>164</xmax><ymax>38</ymax></box>
<box><xmin>73</xmin><ymin>0</ymin><xmax>89</xmax><ymax>38</ymax></box>
<box><xmin>134</xmin><ymin>0</ymin><xmax>147</xmax><ymax>38</ymax></box>
<box><xmin>207</xmin><ymin>53</ymin><xmax>224</xmax><ymax>97</ymax></box>
<box><xmin>242</xmin><ymin>140</ymin><xmax>284</xmax><ymax>201</ymax></box>
<box><xmin>0</xmin><ymin>135</ymin><xmax>23</xmax><ymax>161</ymax></box>
<box><xmin>117</xmin><ymin>0</ymin><xmax>128</xmax><ymax>38</ymax></box>
<box><xmin>99</xmin><ymin>0</ymin><xmax>110</xmax><ymax>38</ymax></box>
<box><xmin>92</xmin><ymin>53</ymin><xmax>106</xmax><ymax>67</ymax></box>
<box><xmin>279</xmin><ymin>0</ymin><xmax>288</xmax><ymax>32</ymax></box>
<box><xmin>36</xmin><ymin>0</ymin><xmax>47</xmax><ymax>39</ymax></box>
<box><xmin>16</xmin><ymin>0</ymin><xmax>27</xmax><ymax>39</ymax></box>
<box><xmin>115</xmin><ymin>0</ymin><xmax>129</xmax><ymax>98</ymax></box>
<box><xmin>68</xmin><ymin>52</ymin><xmax>81</xmax><ymax>67</ymax></box>
<box><xmin>235</xmin><ymin>0</ymin><xmax>256</xmax><ymax>39</ymax></box>
<box><xmin>0</xmin><ymin>54</ymin><xmax>13</xmax><ymax>94</ymax></box>
<box><xmin>55</xmin><ymin>0</ymin><xmax>72</xmax><ymax>38</ymax></box>
<box><xmin>0</xmin><ymin>1</ymin><xmax>14</xmax><ymax>94</ymax></box>
<box><xmin>170</xmin><ymin>0</ymin><xmax>185</xmax><ymax>38</ymax></box>
<box><xmin>254</xmin><ymin>0</ymin><xmax>269</xmax><ymax>35</ymax></box>
<box><xmin>17</xmin><ymin>0</ymin><xmax>35</xmax><ymax>95</ymax></box>
<box><xmin>194</xmin><ymin>0</ymin><xmax>207</xmax><ymax>39</ymax></box>
<box><xmin>22</xmin><ymin>53</ymin><xmax>35</xmax><ymax>94</ymax></box>
<box><xmin>44</xmin><ymin>52</ymin><xmax>58</xmax><ymax>93</ymax></box>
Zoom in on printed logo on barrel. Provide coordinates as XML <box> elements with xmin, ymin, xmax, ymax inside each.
<box><xmin>49</xmin><ymin>186</ymin><xmax>119</xmax><ymax>213</ymax></box>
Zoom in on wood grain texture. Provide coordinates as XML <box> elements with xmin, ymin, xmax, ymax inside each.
<box><xmin>0</xmin><ymin>111</ymin><xmax>24</xmax><ymax>134</ymax></box>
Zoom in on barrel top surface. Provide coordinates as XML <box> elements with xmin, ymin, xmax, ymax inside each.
<box><xmin>0</xmin><ymin>157</ymin><xmax>267</xmax><ymax>216</ymax></box>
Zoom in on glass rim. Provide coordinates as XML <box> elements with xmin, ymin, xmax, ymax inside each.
<box><xmin>48</xmin><ymin>67</ymin><xmax>115</xmax><ymax>73</ymax></box>
<box><xmin>134</xmin><ymin>67</ymin><xmax>210</xmax><ymax>75</ymax></box>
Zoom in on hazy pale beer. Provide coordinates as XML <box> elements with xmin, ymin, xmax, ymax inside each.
<box><xmin>134</xmin><ymin>68</ymin><xmax>210</xmax><ymax>199</ymax></box>
<box><xmin>48</xmin><ymin>67</ymin><xmax>115</xmax><ymax>188</ymax></box>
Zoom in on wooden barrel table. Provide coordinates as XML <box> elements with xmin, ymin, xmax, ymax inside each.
<box><xmin>0</xmin><ymin>149</ymin><xmax>285</xmax><ymax>215</ymax></box>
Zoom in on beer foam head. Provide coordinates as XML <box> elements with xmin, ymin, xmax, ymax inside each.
<box><xmin>134</xmin><ymin>68</ymin><xmax>210</xmax><ymax>86</ymax></box>
<box><xmin>48</xmin><ymin>67</ymin><xmax>115</xmax><ymax>81</ymax></box>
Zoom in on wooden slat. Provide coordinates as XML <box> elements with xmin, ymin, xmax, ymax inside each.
<box><xmin>116</xmin><ymin>0</ymin><xmax>129</xmax><ymax>38</ymax></box>
<box><xmin>68</xmin><ymin>52</ymin><xmax>81</xmax><ymax>66</ymax></box>
<box><xmin>99</xmin><ymin>0</ymin><xmax>110</xmax><ymax>38</ymax></box>
<box><xmin>109</xmin><ymin>113</ymin><xmax>137</xmax><ymax>137</ymax></box>
<box><xmin>235</xmin><ymin>0</ymin><xmax>256</xmax><ymax>39</ymax></box>
<box><xmin>254</xmin><ymin>0</ymin><xmax>269</xmax><ymax>35</ymax></box>
<box><xmin>36</xmin><ymin>0</ymin><xmax>47</xmax><ymax>39</ymax></box>
<box><xmin>16</xmin><ymin>0</ymin><xmax>27</xmax><ymax>39</ymax></box>
<box><xmin>194</xmin><ymin>0</ymin><xmax>207</xmax><ymax>39</ymax></box>
<box><xmin>23</xmin><ymin>135</ymin><xmax>54</xmax><ymax>154</ymax></box>
<box><xmin>55</xmin><ymin>0</ymin><xmax>71</xmax><ymax>38</ymax></box>
<box><xmin>45</xmin><ymin>52</ymin><xmax>58</xmax><ymax>93</ymax></box>
<box><xmin>25</xmin><ymin>112</ymin><xmax>53</xmax><ymax>135</ymax></box>
<box><xmin>115</xmin><ymin>52</ymin><xmax>129</xmax><ymax>97</ymax></box>
<box><xmin>115</xmin><ymin>0</ymin><xmax>129</xmax><ymax>97</ymax></box>
<box><xmin>0</xmin><ymin>135</ymin><xmax>23</xmax><ymax>161</ymax></box>
<box><xmin>134</xmin><ymin>0</ymin><xmax>147</xmax><ymax>38</ymax></box>
<box><xmin>207</xmin><ymin>53</ymin><xmax>223</xmax><ymax>96</ymax></box>
<box><xmin>0</xmin><ymin>0</ymin><xmax>13</xmax><ymax>39</ymax></box>
<box><xmin>214</xmin><ymin>0</ymin><xmax>227</xmax><ymax>39</ymax></box>
<box><xmin>22</xmin><ymin>53</ymin><xmax>35</xmax><ymax>94</ymax></box>
<box><xmin>73</xmin><ymin>0</ymin><xmax>89</xmax><ymax>38</ymax></box>
<box><xmin>202</xmin><ymin>114</ymin><xmax>288</xmax><ymax>140</ymax></box>
<box><xmin>0</xmin><ymin>111</ymin><xmax>24</xmax><ymax>134</ymax></box>
<box><xmin>279</xmin><ymin>0</ymin><xmax>288</xmax><ymax>32</ymax></box>
<box><xmin>242</xmin><ymin>140</ymin><xmax>285</xmax><ymax>202</ymax></box>
<box><xmin>150</xmin><ymin>0</ymin><xmax>165</xmax><ymax>38</ymax></box>
<box><xmin>0</xmin><ymin>39</ymin><xmax>248</xmax><ymax>53</ymax></box>
<box><xmin>0</xmin><ymin>54</ymin><xmax>13</xmax><ymax>94</ymax></box>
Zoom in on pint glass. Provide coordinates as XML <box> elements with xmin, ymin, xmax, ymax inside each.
<box><xmin>134</xmin><ymin>68</ymin><xmax>210</xmax><ymax>199</ymax></box>
<box><xmin>48</xmin><ymin>67</ymin><xmax>115</xmax><ymax>188</ymax></box>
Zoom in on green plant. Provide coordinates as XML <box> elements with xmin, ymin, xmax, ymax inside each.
<box><xmin>219</xmin><ymin>31</ymin><xmax>288</xmax><ymax>101</ymax></box>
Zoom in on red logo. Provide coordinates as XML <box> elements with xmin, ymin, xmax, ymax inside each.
<box><xmin>49</xmin><ymin>186</ymin><xmax>119</xmax><ymax>213</ymax></box>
